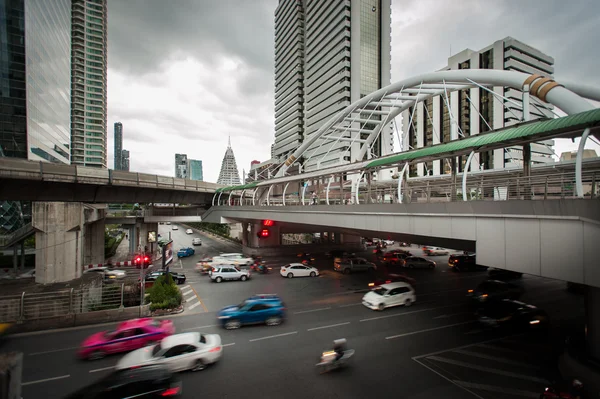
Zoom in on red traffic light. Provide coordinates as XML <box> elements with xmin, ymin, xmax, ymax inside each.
<box><xmin>257</xmin><ymin>228</ymin><xmax>270</xmax><ymax>238</ymax></box>
<box><xmin>144</xmin><ymin>256</ymin><xmax>149</xmax><ymax>262</ymax></box>
<box><xmin>262</xmin><ymin>220</ymin><xmax>274</xmax><ymax>227</ymax></box>
<box><xmin>135</xmin><ymin>257</ymin><xmax>141</xmax><ymax>262</ymax></box>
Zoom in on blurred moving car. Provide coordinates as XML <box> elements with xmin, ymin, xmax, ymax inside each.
<box><xmin>448</xmin><ymin>253</ymin><xmax>479</xmax><ymax>272</ymax></box>
<box><xmin>171</xmin><ymin>225</ymin><xmax>178</xmax><ymax>230</ymax></box>
<box><xmin>84</xmin><ymin>267</ymin><xmax>127</xmax><ymax>281</ymax></box>
<box><xmin>177</xmin><ymin>247</ymin><xmax>195</xmax><ymax>258</ymax></box>
<box><xmin>422</xmin><ymin>247</ymin><xmax>449</xmax><ymax>256</ymax></box>
<box><xmin>116</xmin><ymin>332</ymin><xmax>222</xmax><ymax>372</ymax></box>
<box><xmin>64</xmin><ymin>365</ymin><xmax>182</xmax><ymax>398</ymax></box>
<box><xmin>217</xmin><ymin>294</ymin><xmax>286</xmax><ymax>330</ymax></box>
<box><xmin>280</xmin><ymin>263</ymin><xmax>319</xmax><ymax>278</ymax></box>
<box><xmin>0</xmin><ymin>322</ymin><xmax>13</xmax><ymax>343</ymax></box>
<box><xmin>212</xmin><ymin>253</ymin><xmax>254</xmax><ymax>266</ymax></box>
<box><xmin>145</xmin><ymin>270</ymin><xmax>187</xmax><ymax>285</ymax></box>
<box><xmin>362</xmin><ymin>282</ymin><xmax>416</xmax><ymax>311</ymax></box>
<box><xmin>185</xmin><ymin>229</ymin><xmax>193</xmax><ymax>235</ymax></box>
<box><xmin>467</xmin><ymin>280</ymin><xmax>525</xmax><ymax>304</ymax></box>
<box><xmin>476</xmin><ymin>299</ymin><xmax>549</xmax><ymax>330</ymax></box>
<box><xmin>368</xmin><ymin>273</ymin><xmax>416</xmax><ymax>289</ymax></box>
<box><xmin>403</xmin><ymin>256</ymin><xmax>436</xmax><ymax>269</ymax></box>
<box><xmin>192</xmin><ymin>237</ymin><xmax>202</xmax><ymax>246</ymax></box>
<box><xmin>195</xmin><ymin>258</ymin><xmax>214</xmax><ymax>274</ymax></box>
<box><xmin>78</xmin><ymin>318</ymin><xmax>175</xmax><ymax>360</ymax></box>
<box><xmin>382</xmin><ymin>250</ymin><xmax>412</xmax><ymax>266</ymax></box>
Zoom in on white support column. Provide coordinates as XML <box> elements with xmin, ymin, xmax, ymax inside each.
<box><xmin>227</xmin><ymin>191</ymin><xmax>233</xmax><ymax>206</ymax></box>
<box><xmin>239</xmin><ymin>190</ymin><xmax>246</xmax><ymax>206</ymax></box>
<box><xmin>301</xmin><ymin>183</ymin><xmax>308</xmax><ymax>206</ymax></box>
<box><xmin>282</xmin><ymin>182</ymin><xmax>290</xmax><ymax>206</ymax></box>
<box><xmin>266</xmin><ymin>185</ymin><xmax>274</xmax><ymax>206</ymax></box>
<box><xmin>522</xmin><ymin>84</ymin><xmax>530</xmax><ymax>122</ymax></box>
<box><xmin>252</xmin><ymin>189</ymin><xmax>257</xmax><ymax>206</ymax></box>
<box><xmin>212</xmin><ymin>193</ymin><xmax>218</xmax><ymax>206</ymax></box>
<box><xmin>397</xmin><ymin>163</ymin><xmax>409</xmax><ymax>204</ymax></box>
<box><xmin>354</xmin><ymin>172</ymin><xmax>364</xmax><ymax>204</ymax></box>
<box><xmin>462</xmin><ymin>151</ymin><xmax>476</xmax><ymax>201</ymax></box>
<box><xmin>576</xmin><ymin>128</ymin><xmax>591</xmax><ymax>198</ymax></box>
<box><xmin>217</xmin><ymin>192</ymin><xmax>224</xmax><ymax>206</ymax></box>
<box><xmin>326</xmin><ymin>176</ymin><xmax>333</xmax><ymax>205</ymax></box>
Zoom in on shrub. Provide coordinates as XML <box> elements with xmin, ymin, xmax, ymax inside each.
<box><xmin>146</xmin><ymin>274</ymin><xmax>182</xmax><ymax>311</ymax></box>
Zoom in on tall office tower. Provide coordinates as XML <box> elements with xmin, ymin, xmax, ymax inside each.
<box><xmin>186</xmin><ymin>159</ymin><xmax>203</xmax><ymax>181</ymax></box>
<box><xmin>0</xmin><ymin>0</ymin><xmax>71</xmax><ymax>232</ymax></box>
<box><xmin>121</xmin><ymin>149</ymin><xmax>129</xmax><ymax>171</ymax></box>
<box><xmin>175</xmin><ymin>153</ymin><xmax>188</xmax><ymax>178</ymax></box>
<box><xmin>113</xmin><ymin>122</ymin><xmax>123</xmax><ymax>170</ymax></box>
<box><xmin>272</xmin><ymin>0</ymin><xmax>393</xmax><ymax>172</ymax></box>
<box><xmin>70</xmin><ymin>0</ymin><xmax>108</xmax><ymax>168</ymax></box>
<box><xmin>401</xmin><ymin>37</ymin><xmax>555</xmax><ymax>177</ymax></box>
<box><xmin>216</xmin><ymin>138</ymin><xmax>241</xmax><ymax>186</ymax></box>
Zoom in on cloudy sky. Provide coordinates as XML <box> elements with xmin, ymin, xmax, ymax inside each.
<box><xmin>106</xmin><ymin>0</ymin><xmax>600</xmax><ymax>183</ymax></box>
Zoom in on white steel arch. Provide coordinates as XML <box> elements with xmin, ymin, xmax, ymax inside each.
<box><xmin>276</xmin><ymin>70</ymin><xmax>594</xmax><ymax>177</ymax></box>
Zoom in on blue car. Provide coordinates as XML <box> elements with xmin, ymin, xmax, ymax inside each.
<box><xmin>177</xmin><ymin>247</ymin><xmax>195</xmax><ymax>258</ymax></box>
<box><xmin>217</xmin><ymin>294</ymin><xmax>286</xmax><ymax>330</ymax></box>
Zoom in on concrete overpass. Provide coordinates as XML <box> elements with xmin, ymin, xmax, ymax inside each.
<box><xmin>0</xmin><ymin>158</ymin><xmax>222</xmax><ymax>204</ymax></box>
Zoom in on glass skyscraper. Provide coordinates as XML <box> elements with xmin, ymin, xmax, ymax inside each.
<box><xmin>0</xmin><ymin>0</ymin><xmax>71</xmax><ymax>232</ymax></box>
<box><xmin>272</xmin><ymin>0</ymin><xmax>392</xmax><ymax>172</ymax></box>
<box><xmin>187</xmin><ymin>159</ymin><xmax>203</xmax><ymax>181</ymax></box>
<box><xmin>175</xmin><ymin>153</ymin><xmax>187</xmax><ymax>178</ymax></box>
<box><xmin>114</xmin><ymin>121</ymin><xmax>122</xmax><ymax>169</ymax></box>
<box><xmin>70</xmin><ymin>0</ymin><xmax>107</xmax><ymax>168</ymax></box>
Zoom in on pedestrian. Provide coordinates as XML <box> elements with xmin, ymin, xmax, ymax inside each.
<box><xmin>312</xmin><ymin>191</ymin><xmax>317</xmax><ymax>205</ymax></box>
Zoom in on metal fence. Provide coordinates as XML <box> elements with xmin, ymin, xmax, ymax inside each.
<box><xmin>0</xmin><ymin>282</ymin><xmax>141</xmax><ymax>323</ymax></box>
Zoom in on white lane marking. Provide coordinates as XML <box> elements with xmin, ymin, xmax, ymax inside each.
<box><xmin>386</xmin><ymin>321</ymin><xmax>474</xmax><ymax>340</ymax></box>
<box><xmin>412</xmin><ymin>333</ymin><xmax>524</xmax><ymax>360</ymax></box>
<box><xmin>360</xmin><ymin>304</ymin><xmax>458</xmax><ymax>322</ymax></box>
<box><xmin>89</xmin><ymin>366</ymin><xmax>114</xmax><ymax>373</ymax></box>
<box><xmin>433</xmin><ymin>312</ymin><xmax>470</xmax><ymax>319</ymax></box>
<box><xmin>182</xmin><ymin>290</ymin><xmax>194</xmax><ymax>297</ymax></box>
<box><xmin>307</xmin><ymin>322</ymin><xmax>350</xmax><ymax>332</ymax></box>
<box><xmin>187</xmin><ymin>301</ymin><xmax>202</xmax><ymax>311</ymax></box>
<box><xmin>181</xmin><ymin>324</ymin><xmax>218</xmax><ymax>332</ymax></box>
<box><xmin>185</xmin><ymin>281</ymin><xmax>199</xmax><ymax>284</ymax></box>
<box><xmin>338</xmin><ymin>303</ymin><xmax>362</xmax><ymax>308</ymax></box>
<box><xmin>249</xmin><ymin>331</ymin><xmax>298</xmax><ymax>342</ymax></box>
<box><xmin>223</xmin><ymin>343</ymin><xmax>235</xmax><ymax>347</ymax></box>
<box><xmin>180</xmin><ymin>285</ymin><xmax>190</xmax><ymax>290</ymax></box>
<box><xmin>454</xmin><ymin>381</ymin><xmax>540</xmax><ymax>398</ymax></box>
<box><xmin>452</xmin><ymin>349</ymin><xmax>540</xmax><ymax>368</ymax></box>
<box><xmin>412</xmin><ymin>358</ymin><xmax>485</xmax><ymax>399</ymax></box>
<box><xmin>22</xmin><ymin>375</ymin><xmax>71</xmax><ymax>386</ymax></box>
<box><xmin>464</xmin><ymin>329</ymin><xmax>484</xmax><ymax>335</ymax></box>
<box><xmin>425</xmin><ymin>355</ymin><xmax>549</xmax><ymax>384</ymax></box>
<box><xmin>293</xmin><ymin>307</ymin><xmax>331</xmax><ymax>314</ymax></box>
<box><xmin>29</xmin><ymin>347</ymin><xmax>77</xmax><ymax>356</ymax></box>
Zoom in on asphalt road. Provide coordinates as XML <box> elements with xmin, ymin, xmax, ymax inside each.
<box><xmin>3</xmin><ymin>224</ymin><xmax>585</xmax><ymax>399</ymax></box>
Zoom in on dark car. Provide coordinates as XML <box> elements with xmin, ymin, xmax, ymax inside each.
<box><xmin>64</xmin><ymin>365</ymin><xmax>182</xmax><ymax>398</ymax></box>
<box><xmin>476</xmin><ymin>299</ymin><xmax>549</xmax><ymax>331</ymax></box>
<box><xmin>382</xmin><ymin>250</ymin><xmax>412</xmax><ymax>265</ymax></box>
<box><xmin>145</xmin><ymin>270</ymin><xmax>187</xmax><ymax>285</ymax></box>
<box><xmin>325</xmin><ymin>249</ymin><xmax>349</xmax><ymax>259</ymax></box>
<box><xmin>368</xmin><ymin>273</ymin><xmax>416</xmax><ymax>289</ymax></box>
<box><xmin>467</xmin><ymin>279</ymin><xmax>525</xmax><ymax>305</ymax></box>
<box><xmin>448</xmin><ymin>253</ymin><xmax>480</xmax><ymax>271</ymax></box>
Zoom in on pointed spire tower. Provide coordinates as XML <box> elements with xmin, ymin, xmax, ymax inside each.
<box><xmin>217</xmin><ymin>135</ymin><xmax>242</xmax><ymax>186</ymax></box>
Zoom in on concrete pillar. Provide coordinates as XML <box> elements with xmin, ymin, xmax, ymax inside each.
<box><xmin>366</xmin><ymin>172</ymin><xmax>372</xmax><ymax>204</ymax></box>
<box><xmin>32</xmin><ymin>202</ymin><xmax>84</xmax><ymax>284</ymax></box>
<box><xmin>0</xmin><ymin>352</ymin><xmax>23</xmax><ymax>399</ymax></box>
<box><xmin>83</xmin><ymin>220</ymin><xmax>105</xmax><ymax>266</ymax></box>
<box><xmin>339</xmin><ymin>233</ymin><xmax>363</xmax><ymax>252</ymax></box>
<box><xmin>138</xmin><ymin>222</ymin><xmax>159</xmax><ymax>254</ymax></box>
<box><xmin>586</xmin><ymin>286</ymin><xmax>600</xmax><ymax>360</ymax></box>
<box><xmin>128</xmin><ymin>226</ymin><xmax>135</xmax><ymax>254</ymax></box>
<box><xmin>241</xmin><ymin>222</ymin><xmax>249</xmax><ymax>246</ymax></box>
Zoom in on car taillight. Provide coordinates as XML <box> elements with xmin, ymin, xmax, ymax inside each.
<box><xmin>161</xmin><ymin>387</ymin><xmax>181</xmax><ymax>397</ymax></box>
<box><xmin>209</xmin><ymin>346</ymin><xmax>221</xmax><ymax>352</ymax></box>
<box><xmin>385</xmin><ymin>280</ymin><xmax>391</xmax><ymax>284</ymax></box>
<box><xmin>368</xmin><ymin>283</ymin><xmax>374</xmax><ymax>287</ymax></box>
<box><xmin>281</xmin><ymin>268</ymin><xmax>286</xmax><ymax>272</ymax></box>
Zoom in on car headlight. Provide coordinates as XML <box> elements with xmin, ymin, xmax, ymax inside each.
<box><xmin>218</xmin><ymin>316</ymin><xmax>231</xmax><ymax>319</ymax></box>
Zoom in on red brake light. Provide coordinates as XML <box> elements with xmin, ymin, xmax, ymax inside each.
<box><xmin>385</xmin><ymin>280</ymin><xmax>391</xmax><ymax>284</ymax></box>
<box><xmin>135</xmin><ymin>257</ymin><xmax>141</xmax><ymax>262</ymax></box>
<box><xmin>209</xmin><ymin>346</ymin><xmax>221</xmax><ymax>352</ymax></box>
<box><xmin>130</xmin><ymin>365</ymin><xmax>142</xmax><ymax>369</ymax></box>
<box><xmin>161</xmin><ymin>387</ymin><xmax>181</xmax><ymax>397</ymax></box>
<box><xmin>144</xmin><ymin>256</ymin><xmax>149</xmax><ymax>262</ymax></box>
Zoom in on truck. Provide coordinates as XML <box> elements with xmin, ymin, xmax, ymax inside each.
<box><xmin>334</xmin><ymin>257</ymin><xmax>377</xmax><ymax>274</ymax></box>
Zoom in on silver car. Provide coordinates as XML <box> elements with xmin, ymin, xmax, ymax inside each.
<box><xmin>403</xmin><ymin>256</ymin><xmax>436</xmax><ymax>269</ymax></box>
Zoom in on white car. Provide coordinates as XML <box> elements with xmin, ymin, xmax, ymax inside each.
<box><xmin>362</xmin><ymin>282</ymin><xmax>416</xmax><ymax>311</ymax></box>
<box><xmin>172</xmin><ymin>225</ymin><xmax>178</xmax><ymax>230</ymax></box>
<box><xmin>280</xmin><ymin>263</ymin><xmax>319</xmax><ymax>278</ymax></box>
<box><xmin>424</xmin><ymin>247</ymin><xmax>449</xmax><ymax>256</ymax></box>
<box><xmin>186</xmin><ymin>229</ymin><xmax>193</xmax><ymax>235</ymax></box>
<box><xmin>116</xmin><ymin>332</ymin><xmax>222</xmax><ymax>373</ymax></box>
<box><xmin>383</xmin><ymin>240</ymin><xmax>395</xmax><ymax>246</ymax></box>
<box><xmin>212</xmin><ymin>253</ymin><xmax>254</xmax><ymax>267</ymax></box>
<box><xmin>192</xmin><ymin>237</ymin><xmax>202</xmax><ymax>246</ymax></box>
<box><xmin>209</xmin><ymin>265</ymin><xmax>251</xmax><ymax>282</ymax></box>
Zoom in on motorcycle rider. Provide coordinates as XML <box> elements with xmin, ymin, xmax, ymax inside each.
<box><xmin>332</xmin><ymin>339</ymin><xmax>347</xmax><ymax>362</ymax></box>
<box><xmin>569</xmin><ymin>379</ymin><xmax>583</xmax><ymax>399</ymax></box>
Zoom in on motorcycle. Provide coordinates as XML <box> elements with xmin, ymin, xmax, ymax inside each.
<box><xmin>316</xmin><ymin>349</ymin><xmax>355</xmax><ymax>373</ymax></box>
<box><xmin>301</xmin><ymin>258</ymin><xmax>316</xmax><ymax>266</ymax></box>
<box><xmin>250</xmin><ymin>262</ymin><xmax>271</xmax><ymax>274</ymax></box>
<box><xmin>540</xmin><ymin>379</ymin><xmax>583</xmax><ymax>399</ymax></box>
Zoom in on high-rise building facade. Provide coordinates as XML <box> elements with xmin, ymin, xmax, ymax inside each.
<box><xmin>114</xmin><ymin>122</ymin><xmax>122</xmax><ymax>169</ymax></box>
<box><xmin>0</xmin><ymin>0</ymin><xmax>71</xmax><ymax>233</ymax></box>
<box><xmin>187</xmin><ymin>159</ymin><xmax>203</xmax><ymax>181</ymax></box>
<box><xmin>175</xmin><ymin>153</ymin><xmax>187</xmax><ymax>179</ymax></box>
<box><xmin>401</xmin><ymin>37</ymin><xmax>555</xmax><ymax>177</ymax></box>
<box><xmin>272</xmin><ymin>0</ymin><xmax>393</xmax><ymax>172</ymax></box>
<box><xmin>216</xmin><ymin>138</ymin><xmax>241</xmax><ymax>186</ymax></box>
<box><xmin>70</xmin><ymin>0</ymin><xmax>108</xmax><ymax>168</ymax></box>
<box><xmin>121</xmin><ymin>149</ymin><xmax>129</xmax><ymax>171</ymax></box>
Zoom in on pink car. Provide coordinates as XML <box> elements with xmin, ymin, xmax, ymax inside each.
<box><xmin>78</xmin><ymin>318</ymin><xmax>175</xmax><ymax>360</ymax></box>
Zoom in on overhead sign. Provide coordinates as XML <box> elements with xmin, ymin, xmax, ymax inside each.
<box><xmin>148</xmin><ymin>231</ymin><xmax>157</xmax><ymax>243</ymax></box>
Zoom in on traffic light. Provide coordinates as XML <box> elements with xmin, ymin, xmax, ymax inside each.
<box><xmin>262</xmin><ymin>220</ymin><xmax>274</xmax><ymax>227</ymax></box>
<box><xmin>257</xmin><ymin>228</ymin><xmax>270</xmax><ymax>238</ymax></box>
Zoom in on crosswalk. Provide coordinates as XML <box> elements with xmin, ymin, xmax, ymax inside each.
<box><xmin>413</xmin><ymin>335</ymin><xmax>557</xmax><ymax>399</ymax></box>
<box><xmin>180</xmin><ymin>284</ymin><xmax>205</xmax><ymax>312</ymax></box>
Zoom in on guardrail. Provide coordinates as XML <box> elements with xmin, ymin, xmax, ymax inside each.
<box><xmin>223</xmin><ymin>168</ymin><xmax>599</xmax><ymax>207</ymax></box>
<box><xmin>0</xmin><ymin>282</ymin><xmax>141</xmax><ymax>323</ymax></box>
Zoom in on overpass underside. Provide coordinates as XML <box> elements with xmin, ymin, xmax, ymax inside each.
<box><xmin>204</xmin><ymin>200</ymin><xmax>600</xmax><ymax>289</ymax></box>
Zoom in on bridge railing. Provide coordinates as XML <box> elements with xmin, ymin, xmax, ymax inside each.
<box><xmin>223</xmin><ymin>167</ymin><xmax>599</xmax><ymax>207</ymax></box>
